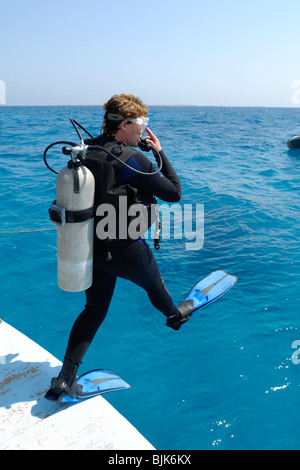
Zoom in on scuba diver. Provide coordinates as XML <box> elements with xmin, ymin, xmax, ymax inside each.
<box><xmin>46</xmin><ymin>93</ymin><xmax>192</xmax><ymax>398</ymax></box>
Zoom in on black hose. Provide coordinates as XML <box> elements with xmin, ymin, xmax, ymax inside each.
<box><xmin>43</xmin><ymin>119</ymin><xmax>163</xmax><ymax>176</ymax></box>
<box><xmin>43</xmin><ymin>141</ymin><xmax>78</xmax><ymax>174</ymax></box>
<box><xmin>87</xmin><ymin>145</ymin><xmax>163</xmax><ymax>176</ymax></box>
<box><xmin>70</xmin><ymin>118</ymin><xmax>94</xmax><ymax>140</ymax></box>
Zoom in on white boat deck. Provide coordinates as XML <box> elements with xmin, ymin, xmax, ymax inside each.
<box><xmin>0</xmin><ymin>319</ymin><xmax>154</xmax><ymax>450</ymax></box>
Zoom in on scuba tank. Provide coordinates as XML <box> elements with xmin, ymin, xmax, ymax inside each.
<box><xmin>53</xmin><ymin>162</ymin><xmax>95</xmax><ymax>292</ymax></box>
<box><xmin>44</xmin><ymin>119</ymin><xmax>96</xmax><ymax>292</ymax></box>
<box><xmin>43</xmin><ymin>118</ymin><xmax>163</xmax><ymax>293</ymax></box>
<box><xmin>48</xmin><ymin>145</ymin><xmax>95</xmax><ymax>292</ymax></box>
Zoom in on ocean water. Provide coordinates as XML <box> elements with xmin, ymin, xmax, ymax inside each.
<box><xmin>0</xmin><ymin>105</ymin><xmax>300</xmax><ymax>450</ymax></box>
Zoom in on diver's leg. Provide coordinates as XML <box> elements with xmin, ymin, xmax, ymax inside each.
<box><xmin>48</xmin><ymin>268</ymin><xmax>116</xmax><ymax>396</ymax></box>
<box><xmin>118</xmin><ymin>240</ymin><xmax>189</xmax><ymax>329</ymax></box>
<box><xmin>64</xmin><ymin>268</ymin><xmax>116</xmax><ymax>364</ymax></box>
<box><xmin>101</xmin><ymin>239</ymin><xmax>181</xmax><ymax>320</ymax></box>
<box><xmin>146</xmin><ymin>276</ymin><xmax>178</xmax><ymax>317</ymax></box>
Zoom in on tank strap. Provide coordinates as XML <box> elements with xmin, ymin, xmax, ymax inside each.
<box><xmin>49</xmin><ymin>200</ymin><xmax>95</xmax><ymax>226</ymax></box>
<box><xmin>65</xmin><ymin>205</ymin><xmax>95</xmax><ymax>223</ymax></box>
<box><xmin>72</xmin><ymin>167</ymin><xmax>80</xmax><ymax>194</ymax></box>
<box><xmin>67</xmin><ymin>160</ymin><xmax>81</xmax><ymax>193</ymax></box>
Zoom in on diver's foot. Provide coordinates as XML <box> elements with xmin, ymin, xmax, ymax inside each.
<box><xmin>45</xmin><ymin>373</ymin><xmax>81</xmax><ymax>400</ymax></box>
<box><xmin>166</xmin><ymin>312</ymin><xmax>190</xmax><ymax>331</ymax></box>
<box><xmin>44</xmin><ymin>356</ymin><xmax>82</xmax><ymax>400</ymax></box>
<box><xmin>166</xmin><ymin>300</ymin><xmax>195</xmax><ymax>330</ymax></box>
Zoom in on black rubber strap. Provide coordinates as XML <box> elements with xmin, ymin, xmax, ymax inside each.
<box><xmin>65</xmin><ymin>206</ymin><xmax>95</xmax><ymax>223</ymax></box>
<box><xmin>73</xmin><ymin>168</ymin><xmax>80</xmax><ymax>194</ymax></box>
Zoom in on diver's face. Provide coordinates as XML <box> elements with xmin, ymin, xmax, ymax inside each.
<box><xmin>115</xmin><ymin>120</ymin><xmax>142</xmax><ymax>147</ymax></box>
<box><xmin>125</xmin><ymin>122</ymin><xmax>142</xmax><ymax>147</ymax></box>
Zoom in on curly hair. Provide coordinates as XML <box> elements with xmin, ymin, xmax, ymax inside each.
<box><xmin>103</xmin><ymin>93</ymin><xmax>148</xmax><ymax>136</ymax></box>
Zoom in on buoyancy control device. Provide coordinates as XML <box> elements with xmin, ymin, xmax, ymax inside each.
<box><xmin>43</xmin><ymin>118</ymin><xmax>163</xmax><ymax>293</ymax></box>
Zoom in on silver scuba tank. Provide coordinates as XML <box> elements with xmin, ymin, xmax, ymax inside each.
<box><xmin>49</xmin><ymin>153</ymin><xmax>95</xmax><ymax>292</ymax></box>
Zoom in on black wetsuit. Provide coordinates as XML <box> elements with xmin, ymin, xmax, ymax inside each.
<box><xmin>63</xmin><ymin>136</ymin><xmax>181</xmax><ymax>365</ymax></box>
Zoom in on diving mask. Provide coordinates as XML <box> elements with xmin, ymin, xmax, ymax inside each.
<box><xmin>126</xmin><ymin>116</ymin><xmax>149</xmax><ymax>134</ymax></box>
<box><xmin>106</xmin><ymin>113</ymin><xmax>149</xmax><ymax>134</ymax></box>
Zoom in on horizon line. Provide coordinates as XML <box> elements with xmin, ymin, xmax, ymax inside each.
<box><xmin>1</xmin><ymin>104</ymin><xmax>300</xmax><ymax>109</ymax></box>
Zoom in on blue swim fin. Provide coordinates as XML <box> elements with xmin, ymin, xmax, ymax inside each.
<box><xmin>167</xmin><ymin>270</ymin><xmax>238</xmax><ymax>330</ymax></box>
<box><xmin>184</xmin><ymin>270</ymin><xmax>238</xmax><ymax>311</ymax></box>
<box><xmin>45</xmin><ymin>369</ymin><xmax>130</xmax><ymax>404</ymax></box>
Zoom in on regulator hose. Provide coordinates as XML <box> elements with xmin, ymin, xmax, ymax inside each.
<box><xmin>43</xmin><ymin>118</ymin><xmax>163</xmax><ymax>176</ymax></box>
<box><xmin>43</xmin><ymin>141</ymin><xmax>78</xmax><ymax>175</ymax></box>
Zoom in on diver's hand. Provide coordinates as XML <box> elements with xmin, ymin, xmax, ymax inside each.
<box><xmin>144</xmin><ymin>128</ymin><xmax>162</xmax><ymax>152</ymax></box>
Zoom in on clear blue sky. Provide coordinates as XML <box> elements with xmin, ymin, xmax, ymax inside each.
<box><xmin>1</xmin><ymin>0</ymin><xmax>300</xmax><ymax>106</ymax></box>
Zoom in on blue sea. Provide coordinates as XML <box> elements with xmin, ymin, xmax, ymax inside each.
<box><xmin>1</xmin><ymin>105</ymin><xmax>300</xmax><ymax>450</ymax></box>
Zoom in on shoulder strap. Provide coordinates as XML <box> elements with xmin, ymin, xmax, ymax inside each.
<box><xmin>101</xmin><ymin>140</ymin><xmax>139</xmax><ymax>164</ymax></box>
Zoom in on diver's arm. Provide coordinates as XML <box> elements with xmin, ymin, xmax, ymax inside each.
<box><xmin>118</xmin><ymin>150</ymin><xmax>181</xmax><ymax>202</ymax></box>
